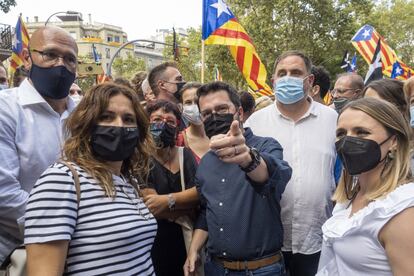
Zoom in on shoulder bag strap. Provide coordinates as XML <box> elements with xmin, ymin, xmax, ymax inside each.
<box><xmin>178</xmin><ymin>147</ymin><xmax>185</xmax><ymax>191</ymax></box>
<box><xmin>60</xmin><ymin>161</ymin><xmax>81</xmax><ymax>206</ymax></box>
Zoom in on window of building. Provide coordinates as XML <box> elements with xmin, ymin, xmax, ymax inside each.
<box><xmin>114</xmin><ymin>36</ymin><xmax>120</xmax><ymax>43</ymax></box>
<box><xmin>107</xmin><ymin>36</ymin><xmax>113</xmax><ymax>43</ymax></box>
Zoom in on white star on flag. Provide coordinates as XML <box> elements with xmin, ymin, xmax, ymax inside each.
<box><xmin>211</xmin><ymin>0</ymin><xmax>231</xmax><ymax>18</ymax></box>
<box><xmin>362</xmin><ymin>29</ymin><xmax>371</xmax><ymax>38</ymax></box>
<box><xmin>351</xmin><ymin>64</ymin><xmax>356</xmax><ymax>70</ymax></box>
<box><xmin>396</xmin><ymin>67</ymin><xmax>402</xmax><ymax>74</ymax></box>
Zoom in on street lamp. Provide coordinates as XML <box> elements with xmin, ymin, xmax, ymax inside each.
<box><xmin>45</xmin><ymin>11</ymin><xmax>81</xmax><ymax>26</ymax></box>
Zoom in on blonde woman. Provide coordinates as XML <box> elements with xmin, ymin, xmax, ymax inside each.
<box><xmin>25</xmin><ymin>83</ymin><xmax>157</xmax><ymax>275</ymax></box>
<box><xmin>317</xmin><ymin>98</ymin><xmax>414</xmax><ymax>275</ymax></box>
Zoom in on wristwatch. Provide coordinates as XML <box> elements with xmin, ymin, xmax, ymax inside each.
<box><xmin>240</xmin><ymin>147</ymin><xmax>261</xmax><ymax>173</ymax></box>
<box><xmin>167</xmin><ymin>194</ymin><xmax>176</xmax><ymax>211</ymax></box>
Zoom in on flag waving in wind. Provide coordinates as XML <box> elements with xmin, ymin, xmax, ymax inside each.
<box><xmin>364</xmin><ymin>39</ymin><xmax>383</xmax><ymax>85</ymax></box>
<box><xmin>9</xmin><ymin>15</ymin><xmax>29</xmax><ymax>74</ymax></box>
<box><xmin>202</xmin><ymin>0</ymin><xmax>272</xmax><ymax>97</ymax></box>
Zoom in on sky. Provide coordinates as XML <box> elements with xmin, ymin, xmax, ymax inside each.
<box><xmin>1</xmin><ymin>0</ymin><xmax>202</xmax><ymax>39</ymax></box>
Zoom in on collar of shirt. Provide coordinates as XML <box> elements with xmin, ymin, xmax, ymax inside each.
<box><xmin>18</xmin><ymin>78</ymin><xmax>76</xmax><ymax>117</ymax></box>
<box><xmin>274</xmin><ymin>97</ymin><xmax>320</xmax><ymax>121</ymax></box>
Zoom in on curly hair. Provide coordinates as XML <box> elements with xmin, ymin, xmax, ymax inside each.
<box><xmin>63</xmin><ymin>83</ymin><xmax>155</xmax><ymax>197</ymax></box>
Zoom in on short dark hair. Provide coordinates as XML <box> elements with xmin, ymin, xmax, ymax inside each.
<box><xmin>363</xmin><ymin>79</ymin><xmax>408</xmax><ymax>121</ymax></box>
<box><xmin>312</xmin><ymin>65</ymin><xmax>331</xmax><ymax>99</ymax></box>
<box><xmin>146</xmin><ymin>99</ymin><xmax>181</xmax><ymax>122</ymax></box>
<box><xmin>240</xmin><ymin>91</ymin><xmax>255</xmax><ymax>113</ymax></box>
<box><xmin>196</xmin><ymin>81</ymin><xmax>241</xmax><ymax>109</ymax></box>
<box><xmin>335</xmin><ymin>72</ymin><xmax>364</xmax><ymax>91</ymax></box>
<box><xmin>131</xmin><ymin>71</ymin><xmax>147</xmax><ymax>101</ymax></box>
<box><xmin>113</xmin><ymin>77</ymin><xmax>133</xmax><ymax>89</ymax></box>
<box><xmin>148</xmin><ymin>61</ymin><xmax>178</xmax><ymax>96</ymax></box>
<box><xmin>274</xmin><ymin>50</ymin><xmax>313</xmax><ymax>74</ymax></box>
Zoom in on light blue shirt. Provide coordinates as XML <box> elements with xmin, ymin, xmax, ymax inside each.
<box><xmin>0</xmin><ymin>79</ymin><xmax>75</xmax><ymax>262</ymax></box>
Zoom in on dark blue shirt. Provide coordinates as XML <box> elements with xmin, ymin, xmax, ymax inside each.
<box><xmin>195</xmin><ymin>128</ymin><xmax>292</xmax><ymax>260</ymax></box>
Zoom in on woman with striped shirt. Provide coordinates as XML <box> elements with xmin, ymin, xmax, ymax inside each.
<box><xmin>24</xmin><ymin>83</ymin><xmax>158</xmax><ymax>275</ymax></box>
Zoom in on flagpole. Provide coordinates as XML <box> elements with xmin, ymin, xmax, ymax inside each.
<box><xmin>201</xmin><ymin>39</ymin><xmax>205</xmax><ymax>83</ymax></box>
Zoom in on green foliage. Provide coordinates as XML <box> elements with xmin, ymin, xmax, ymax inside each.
<box><xmin>77</xmin><ymin>75</ymin><xmax>96</xmax><ymax>93</ymax></box>
<box><xmin>0</xmin><ymin>0</ymin><xmax>16</xmax><ymax>13</ymax></box>
<box><xmin>162</xmin><ymin>0</ymin><xmax>414</xmax><ymax>89</ymax></box>
<box><xmin>368</xmin><ymin>0</ymin><xmax>414</xmax><ymax>66</ymax></box>
<box><xmin>112</xmin><ymin>53</ymin><xmax>146</xmax><ymax>80</ymax></box>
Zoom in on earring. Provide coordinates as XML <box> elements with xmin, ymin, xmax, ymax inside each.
<box><xmin>387</xmin><ymin>150</ymin><xmax>395</xmax><ymax>160</ymax></box>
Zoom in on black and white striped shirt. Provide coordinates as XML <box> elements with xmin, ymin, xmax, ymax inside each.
<box><xmin>24</xmin><ymin>163</ymin><xmax>157</xmax><ymax>275</ymax></box>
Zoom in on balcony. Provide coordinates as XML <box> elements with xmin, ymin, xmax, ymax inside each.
<box><xmin>0</xmin><ymin>23</ymin><xmax>12</xmax><ymax>61</ymax></box>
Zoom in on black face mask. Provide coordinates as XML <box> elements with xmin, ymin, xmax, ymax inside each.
<box><xmin>91</xmin><ymin>126</ymin><xmax>140</xmax><ymax>161</ymax></box>
<box><xmin>173</xmin><ymin>81</ymin><xmax>186</xmax><ymax>102</ymax></box>
<box><xmin>333</xmin><ymin>98</ymin><xmax>350</xmax><ymax>113</ymax></box>
<box><xmin>203</xmin><ymin>113</ymin><xmax>235</xmax><ymax>139</ymax></box>
<box><xmin>335</xmin><ymin>135</ymin><xmax>392</xmax><ymax>175</ymax></box>
<box><xmin>150</xmin><ymin>122</ymin><xmax>177</xmax><ymax>148</ymax></box>
<box><xmin>29</xmin><ymin>64</ymin><xmax>76</xmax><ymax>99</ymax></box>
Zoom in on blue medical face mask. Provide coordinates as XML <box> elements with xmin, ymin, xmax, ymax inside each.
<box><xmin>410</xmin><ymin>106</ymin><xmax>414</xmax><ymax>127</ymax></box>
<box><xmin>274</xmin><ymin>76</ymin><xmax>308</xmax><ymax>104</ymax></box>
<box><xmin>0</xmin><ymin>84</ymin><xmax>8</xmax><ymax>91</ymax></box>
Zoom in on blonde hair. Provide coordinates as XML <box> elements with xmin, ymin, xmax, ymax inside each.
<box><xmin>333</xmin><ymin>98</ymin><xmax>412</xmax><ymax>203</ymax></box>
<box><xmin>63</xmin><ymin>83</ymin><xmax>155</xmax><ymax>197</ymax></box>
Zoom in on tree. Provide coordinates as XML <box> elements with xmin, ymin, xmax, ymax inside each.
<box><xmin>368</xmin><ymin>0</ymin><xmax>414</xmax><ymax>67</ymax></box>
<box><xmin>112</xmin><ymin>53</ymin><xmax>146</xmax><ymax>80</ymax></box>
<box><xmin>0</xmin><ymin>0</ymin><xmax>16</xmax><ymax>13</ymax></box>
<box><xmin>164</xmin><ymin>0</ymin><xmax>375</xmax><ymax>90</ymax></box>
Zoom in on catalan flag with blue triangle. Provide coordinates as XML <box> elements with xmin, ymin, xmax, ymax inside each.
<box><xmin>9</xmin><ymin>15</ymin><xmax>29</xmax><ymax>74</ymax></box>
<box><xmin>351</xmin><ymin>25</ymin><xmax>413</xmax><ymax>80</ymax></box>
<box><xmin>202</xmin><ymin>0</ymin><xmax>272</xmax><ymax>97</ymax></box>
<box><xmin>391</xmin><ymin>61</ymin><xmax>404</xmax><ymax>79</ymax></box>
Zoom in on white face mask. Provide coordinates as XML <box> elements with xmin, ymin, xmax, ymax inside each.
<box><xmin>0</xmin><ymin>84</ymin><xmax>9</xmax><ymax>91</ymax></box>
<box><xmin>70</xmin><ymin>94</ymin><xmax>82</xmax><ymax>105</ymax></box>
<box><xmin>182</xmin><ymin>104</ymin><xmax>202</xmax><ymax>125</ymax></box>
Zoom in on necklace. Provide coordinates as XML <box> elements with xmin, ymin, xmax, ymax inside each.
<box><xmin>119</xmin><ymin>174</ymin><xmax>153</xmax><ymax>221</ymax></box>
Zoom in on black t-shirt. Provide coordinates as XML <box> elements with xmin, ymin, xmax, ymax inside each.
<box><xmin>148</xmin><ymin>147</ymin><xmax>197</xmax><ymax>276</ymax></box>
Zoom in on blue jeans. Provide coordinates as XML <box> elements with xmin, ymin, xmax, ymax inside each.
<box><xmin>204</xmin><ymin>258</ymin><xmax>286</xmax><ymax>276</ymax></box>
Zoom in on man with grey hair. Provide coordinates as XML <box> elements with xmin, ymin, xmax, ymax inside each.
<box><xmin>245</xmin><ymin>50</ymin><xmax>338</xmax><ymax>276</ymax></box>
<box><xmin>0</xmin><ymin>26</ymin><xmax>78</xmax><ymax>266</ymax></box>
<box><xmin>331</xmin><ymin>72</ymin><xmax>364</xmax><ymax>112</ymax></box>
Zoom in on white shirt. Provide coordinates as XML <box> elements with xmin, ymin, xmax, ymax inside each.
<box><xmin>317</xmin><ymin>183</ymin><xmax>414</xmax><ymax>276</ymax></box>
<box><xmin>25</xmin><ymin>163</ymin><xmax>157</xmax><ymax>275</ymax></box>
<box><xmin>245</xmin><ymin>99</ymin><xmax>337</xmax><ymax>254</ymax></box>
<box><xmin>0</xmin><ymin>79</ymin><xmax>75</xmax><ymax>262</ymax></box>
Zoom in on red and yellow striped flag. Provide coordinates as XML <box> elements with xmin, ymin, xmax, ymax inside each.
<box><xmin>351</xmin><ymin>25</ymin><xmax>414</xmax><ymax>80</ymax></box>
<box><xmin>202</xmin><ymin>0</ymin><xmax>272</xmax><ymax>97</ymax></box>
<box><xmin>9</xmin><ymin>15</ymin><xmax>29</xmax><ymax>75</ymax></box>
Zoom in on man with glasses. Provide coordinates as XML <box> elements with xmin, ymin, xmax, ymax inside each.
<box><xmin>148</xmin><ymin>61</ymin><xmax>186</xmax><ymax>104</ymax></box>
<box><xmin>184</xmin><ymin>81</ymin><xmax>292</xmax><ymax>276</ymax></box>
<box><xmin>0</xmin><ymin>26</ymin><xmax>78</xmax><ymax>267</ymax></box>
<box><xmin>245</xmin><ymin>51</ymin><xmax>337</xmax><ymax>276</ymax></box>
<box><xmin>331</xmin><ymin>72</ymin><xmax>364</xmax><ymax>112</ymax></box>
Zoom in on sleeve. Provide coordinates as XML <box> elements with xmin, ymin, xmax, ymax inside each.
<box><xmin>184</xmin><ymin>147</ymin><xmax>198</xmax><ymax>189</ymax></box>
<box><xmin>0</xmin><ymin>98</ymin><xmax>28</xmax><ymax>241</ymax></box>
<box><xmin>24</xmin><ymin>164</ymin><xmax>78</xmax><ymax>245</ymax></box>
<box><xmin>194</xmin><ymin>174</ymin><xmax>208</xmax><ymax>231</ymax></box>
<box><xmin>252</xmin><ymin>138</ymin><xmax>292</xmax><ymax>198</ymax></box>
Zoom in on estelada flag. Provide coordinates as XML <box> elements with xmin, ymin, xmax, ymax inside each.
<box><xmin>202</xmin><ymin>0</ymin><xmax>272</xmax><ymax>97</ymax></box>
<box><xmin>351</xmin><ymin>25</ymin><xmax>413</xmax><ymax>80</ymax></box>
<box><xmin>9</xmin><ymin>15</ymin><xmax>29</xmax><ymax>74</ymax></box>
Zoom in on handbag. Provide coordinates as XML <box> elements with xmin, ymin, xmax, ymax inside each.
<box><xmin>0</xmin><ymin>162</ymin><xmax>81</xmax><ymax>276</ymax></box>
<box><xmin>175</xmin><ymin>147</ymin><xmax>204</xmax><ymax>276</ymax></box>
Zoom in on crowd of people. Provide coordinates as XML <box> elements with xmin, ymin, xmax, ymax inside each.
<box><xmin>0</xmin><ymin>25</ymin><xmax>414</xmax><ymax>276</ymax></box>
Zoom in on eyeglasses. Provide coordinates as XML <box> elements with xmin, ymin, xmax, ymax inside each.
<box><xmin>200</xmin><ymin>104</ymin><xmax>230</xmax><ymax>121</ymax></box>
<box><xmin>30</xmin><ymin>49</ymin><xmax>77</xmax><ymax>68</ymax></box>
<box><xmin>150</xmin><ymin>117</ymin><xmax>178</xmax><ymax>128</ymax></box>
<box><xmin>331</xmin><ymin>88</ymin><xmax>359</xmax><ymax>96</ymax></box>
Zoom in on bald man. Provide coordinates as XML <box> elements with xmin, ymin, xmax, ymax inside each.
<box><xmin>0</xmin><ymin>26</ymin><xmax>78</xmax><ymax>265</ymax></box>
